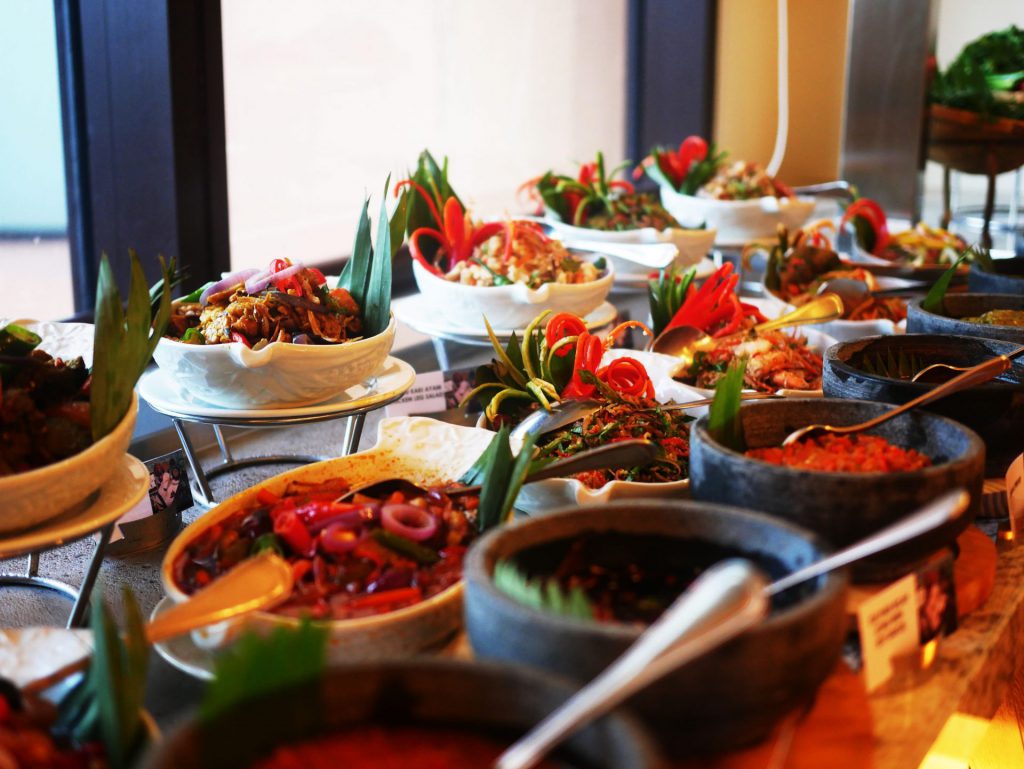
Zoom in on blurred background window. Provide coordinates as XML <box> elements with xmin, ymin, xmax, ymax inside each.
<box><xmin>0</xmin><ymin>0</ymin><xmax>73</xmax><ymax>320</ymax></box>
<box><xmin>220</xmin><ymin>0</ymin><xmax>628</xmax><ymax>268</ymax></box>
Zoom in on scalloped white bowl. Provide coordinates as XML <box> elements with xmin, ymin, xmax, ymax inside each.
<box><xmin>0</xmin><ymin>392</ymin><xmax>137</xmax><ymax>533</ymax></box>
<box><xmin>659</xmin><ymin>185</ymin><xmax>815</xmax><ymax>245</ymax></box>
<box><xmin>412</xmin><ymin>258</ymin><xmax>613</xmax><ymax>331</ymax></box>
<box><xmin>160</xmin><ymin>416</ymin><xmax>497</xmax><ymax>661</ymax></box>
<box><xmin>542</xmin><ymin>217</ymin><xmax>716</xmax><ymax>269</ymax></box>
<box><xmin>152</xmin><ymin>312</ymin><xmax>396</xmax><ymax>409</ymax></box>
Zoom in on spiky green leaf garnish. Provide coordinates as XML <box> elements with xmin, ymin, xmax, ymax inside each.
<box><xmin>91</xmin><ymin>251</ymin><xmax>175</xmax><ymax>441</ymax></box>
<box><xmin>494</xmin><ymin>559</ymin><xmax>594</xmax><ymax>619</ymax></box>
<box><xmin>648</xmin><ymin>265</ymin><xmax>698</xmax><ymax>337</ymax></box>
<box><xmin>707</xmin><ymin>358</ymin><xmax>748</xmax><ymax>452</ymax></box>
<box><xmin>922</xmin><ymin>249</ymin><xmax>972</xmax><ymax>314</ymax></box>
<box><xmin>460</xmin><ymin>425</ymin><xmax>537</xmax><ymax>532</ymax></box>
<box><xmin>200</xmin><ymin>621</ymin><xmax>328</xmax><ymax>724</ymax></box>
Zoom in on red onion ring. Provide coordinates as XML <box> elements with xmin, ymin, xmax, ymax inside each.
<box><xmin>244</xmin><ymin>269</ymin><xmax>274</xmax><ymax>294</ymax></box>
<box><xmin>292</xmin><ymin>333</ymin><xmax>310</xmax><ymax>344</ymax></box>
<box><xmin>320</xmin><ymin>523</ymin><xmax>362</xmax><ymax>554</ymax></box>
<box><xmin>381</xmin><ymin>503</ymin><xmax>438</xmax><ymax>542</ymax></box>
<box><xmin>200</xmin><ymin>268</ymin><xmax>260</xmax><ymax>305</ymax></box>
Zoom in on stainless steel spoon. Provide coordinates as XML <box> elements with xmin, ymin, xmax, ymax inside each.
<box><xmin>782</xmin><ymin>351</ymin><xmax>1018</xmax><ymax>445</ymax></box>
<box><xmin>910</xmin><ymin>344</ymin><xmax>1024</xmax><ymax>383</ymax></box>
<box><xmin>649</xmin><ymin>293</ymin><xmax>842</xmax><ymax>364</ymax></box>
<box><xmin>338</xmin><ymin>439</ymin><xmax>661</xmax><ymax>502</ymax></box>
<box><xmin>509</xmin><ymin>392</ymin><xmax>779</xmax><ymax>445</ymax></box>
<box><xmin>494</xmin><ymin>488</ymin><xmax>968</xmax><ymax>769</ymax></box>
<box><xmin>814</xmin><ymin>278</ymin><xmax>927</xmax><ymax>314</ymax></box>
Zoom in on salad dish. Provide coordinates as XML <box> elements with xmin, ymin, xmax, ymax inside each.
<box><xmin>689</xmin><ymin>398</ymin><xmax>983</xmax><ymax>581</ymax></box>
<box><xmin>638</xmin><ymin>135</ymin><xmax>814</xmax><ymax>244</ymax></box>
<box><xmin>160</xmin><ymin>416</ymin><xmax>509</xmax><ymax>661</ymax></box>
<box><xmin>524</xmin><ymin>151</ymin><xmax>716</xmax><ymax>267</ymax></box>
<box><xmin>397</xmin><ymin>156</ymin><xmax>613</xmax><ymax>330</ymax></box>
<box><xmin>466</xmin><ymin>310</ymin><xmax>700</xmax><ymax>511</ymax></box>
<box><xmin>463</xmin><ymin>500</ymin><xmax>847</xmax><ymax>752</ymax></box>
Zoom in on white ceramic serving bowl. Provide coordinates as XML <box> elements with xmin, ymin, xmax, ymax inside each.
<box><xmin>160</xmin><ymin>416</ymin><xmax>497</xmax><ymax>661</ymax></box>
<box><xmin>412</xmin><ymin>258</ymin><xmax>614</xmax><ymax>331</ymax></box>
<box><xmin>541</xmin><ymin>217</ymin><xmax>716</xmax><ymax>269</ymax></box>
<box><xmin>761</xmin><ymin>281</ymin><xmax>909</xmax><ymax>342</ymax></box>
<box><xmin>659</xmin><ymin>185</ymin><xmax>815</xmax><ymax>245</ymax></box>
<box><xmin>152</xmin><ymin>312</ymin><xmax>396</xmax><ymax>409</ymax></box>
<box><xmin>0</xmin><ymin>392</ymin><xmax>137</xmax><ymax>533</ymax></box>
<box><xmin>483</xmin><ymin>350</ymin><xmax>704</xmax><ymax>515</ymax></box>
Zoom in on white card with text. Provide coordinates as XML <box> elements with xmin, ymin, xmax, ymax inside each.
<box><xmin>857</xmin><ymin>573</ymin><xmax>921</xmax><ymax>691</ymax></box>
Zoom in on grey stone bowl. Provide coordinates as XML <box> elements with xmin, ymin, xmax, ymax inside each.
<box><xmin>463</xmin><ymin>501</ymin><xmax>847</xmax><ymax>756</ymax></box>
<box><xmin>969</xmin><ymin>258</ymin><xmax>1024</xmax><ymax>296</ymax></box>
<box><xmin>823</xmin><ymin>334</ymin><xmax>1024</xmax><ymax>477</ymax></box>
<box><xmin>689</xmin><ymin>398</ymin><xmax>984</xmax><ymax>582</ymax></box>
<box><xmin>141</xmin><ymin>659</ymin><xmax>665</xmax><ymax>769</ymax></box>
<box><xmin>907</xmin><ymin>293</ymin><xmax>1024</xmax><ymax>344</ymax></box>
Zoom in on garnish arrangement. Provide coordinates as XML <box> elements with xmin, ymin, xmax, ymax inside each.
<box><xmin>840</xmin><ymin>198</ymin><xmax>969</xmax><ymax>268</ymax></box>
<box><xmin>526</xmin><ymin>151</ymin><xmax>682</xmax><ymax>231</ymax></box>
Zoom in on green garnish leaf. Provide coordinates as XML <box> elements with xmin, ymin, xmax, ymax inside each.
<box><xmin>708</xmin><ymin>358</ymin><xmax>748</xmax><ymax>452</ymax></box>
<box><xmin>200</xmin><ymin>620</ymin><xmax>328</xmax><ymax>724</ymax></box>
<box><xmin>922</xmin><ymin>249</ymin><xmax>972</xmax><ymax>314</ymax></box>
<box><xmin>178</xmin><ymin>281</ymin><xmax>213</xmax><ymax>304</ymax></box>
<box><xmin>91</xmin><ymin>251</ymin><xmax>175</xmax><ymax>441</ymax></box>
<box><xmin>468</xmin><ymin>425</ymin><xmax>538</xmax><ymax>532</ymax></box>
<box><xmin>181</xmin><ymin>327</ymin><xmax>205</xmax><ymax>345</ymax></box>
<box><xmin>336</xmin><ymin>179</ymin><xmax>396</xmax><ymax>338</ymax></box>
<box><xmin>252</xmin><ymin>533</ymin><xmax>284</xmax><ymax>556</ymax></box>
<box><xmin>648</xmin><ymin>265</ymin><xmax>697</xmax><ymax>337</ymax></box>
<box><xmin>370</xmin><ymin>528</ymin><xmax>439</xmax><ymax>565</ymax></box>
<box><xmin>494</xmin><ymin>559</ymin><xmax>594</xmax><ymax>619</ymax></box>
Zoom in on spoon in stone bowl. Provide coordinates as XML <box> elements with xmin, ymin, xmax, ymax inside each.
<box><xmin>909</xmin><ymin>344</ymin><xmax>1024</xmax><ymax>383</ymax></box>
<box><xmin>494</xmin><ymin>488</ymin><xmax>969</xmax><ymax>769</ymax></box>
<box><xmin>782</xmin><ymin>351</ymin><xmax>1019</xmax><ymax>446</ymax></box>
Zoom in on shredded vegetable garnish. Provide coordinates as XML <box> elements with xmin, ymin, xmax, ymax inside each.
<box><xmin>535</xmin><ymin>400</ymin><xmax>692</xmax><ymax>488</ymax></box>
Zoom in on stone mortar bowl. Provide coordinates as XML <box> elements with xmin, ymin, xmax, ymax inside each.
<box><xmin>969</xmin><ymin>257</ymin><xmax>1024</xmax><ymax>296</ymax></box>
<box><xmin>463</xmin><ymin>501</ymin><xmax>848</xmax><ymax>756</ymax></box>
<box><xmin>689</xmin><ymin>398</ymin><xmax>984</xmax><ymax>582</ymax></box>
<box><xmin>907</xmin><ymin>294</ymin><xmax>1024</xmax><ymax>344</ymax></box>
<box><xmin>824</xmin><ymin>334</ymin><xmax>1024</xmax><ymax>477</ymax></box>
<box><xmin>141</xmin><ymin>659</ymin><xmax>665</xmax><ymax>769</ymax></box>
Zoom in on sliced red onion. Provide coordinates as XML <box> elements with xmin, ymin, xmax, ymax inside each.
<box><xmin>268</xmin><ymin>262</ymin><xmax>304</xmax><ymax>284</ymax></box>
<box><xmin>381</xmin><ymin>503</ymin><xmax>438</xmax><ymax>542</ymax></box>
<box><xmin>244</xmin><ymin>269</ymin><xmax>274</xmax><ymax>294</ymax></box>
<box><xmin>320</xmin><ymin>524</ymin><xmax>362</xmax><ymax>554</ymax></box>
<box><xmin>200</xmin><ymin>268</ymin><xmax>260</xmax><ymax>305</ymax></box>
<box><xmin>307</xmin><ymin>509</ymin><xmax>365</xmax><ymax>534</ymax></box>
<box><xmin>292</xmin><ymin>333</ymin><xmax>310</xmax><ymax>344</ymax></box>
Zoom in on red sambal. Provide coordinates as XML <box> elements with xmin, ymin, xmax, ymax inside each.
<box><xmin>251</xmin><ymin>726</ymin><xmax>562</xmax><ymax>769</ymax></box>
<box><xmin>173</xmin><ymin>478</ymin><xmax>480</xmax><ymax>620</ymax></box>
<box><xmin>745</xmin><ymin>433</ymin><xmax>931</xmax><ymax>473</ymax></box>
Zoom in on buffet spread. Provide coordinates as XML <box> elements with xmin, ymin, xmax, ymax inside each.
<box><xmin>2</xmin><ymin>136</ymin><xmax>1024</xmax><ymax>769</ymax></box>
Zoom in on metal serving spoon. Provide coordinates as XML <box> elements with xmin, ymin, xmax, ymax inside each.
<box><xmin>533</xmin><ymin>221</ymin><xmax>681</xmax><ymax>271</ymax></box>
<box><xmin>509</xmin><ymin>392</ymin><xmax>779</xmax><ymax>445</ymax></box>
<box><xmin>782</xmin><ymin>351</ymin><xmax>1019</xmax><ymax>446</ymax></box>
<box><xmin>910</xmin><ymin>344</ymin><xmax>1024</xmax><ymax>383</ymax></box>
<box><xmin>23</xmin><ymin>552</ymin><xmax>294</xmax><ymax>695</ymax></box>
<box><xmin>649</xmin><ymin>293</ymin><xmax>843</xmax><ymax>365</ymax></box>
<box><xmin>495</xmin><ymin>488</ymin><xmax>969</xmax><ymax>769</ymax></box>
<box><xmin>337</xmin><ymin>439</ymin><xmax>661</xmax><ymax>503</ymax></box>
<box><xmin>815</xmin><ymin>278</ymin><xmax>927</xmax><ymax>314</ymax></box>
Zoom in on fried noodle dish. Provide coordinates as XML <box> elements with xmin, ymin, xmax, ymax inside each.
<box><xmin>168</xmin><ymin>259</ymin><xmax>362</xmax><ymax>348</ymax></box>
<box><xmin>685</xmin><ymin>330</ymin><xmax>823</xmax><ymax>392</ymax></box>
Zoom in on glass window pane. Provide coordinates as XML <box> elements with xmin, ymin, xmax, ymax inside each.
<box><xmin>222</xmin><ymin>0</ymin><xmax>628</xmax><ymax>268</ymax></box>
<box><xmin>0</xmin><ymin>0</ymin><xmax>73</xmax><ymax>320</ymax></box>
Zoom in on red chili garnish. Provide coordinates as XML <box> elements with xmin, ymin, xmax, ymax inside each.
<box><xmin>839</xmin><ymin>198</ymin><xmax>891</xmax><ymax>256</ymax></box>
<box><xmin>274</xmin><ymin>510</ymin><xmax>314</xmax><ymax>556</ymax></box>
<box><xmin>562</xmin><ymin>332</ymin><xmax>606</xmax><ymax>398</ymax></box>
<box><xmin>230</xmin><ymin>331</ymin><xmax>251</xmax><ymax>347</ymax></box>
<box><xmin>545</xmin><ymin>312</ymin><xmax>588</xmax><ymax>356</ymax></box>
<box><xmin>595</xmin><ymin>357</ymin><xmax>655</xmax><ymax>399</ymax></box>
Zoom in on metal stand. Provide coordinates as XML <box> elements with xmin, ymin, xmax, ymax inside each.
<box><xmin>0</xmin><ymin>522</ymin><xmax>115</xmax><ymax>628</ymax></box>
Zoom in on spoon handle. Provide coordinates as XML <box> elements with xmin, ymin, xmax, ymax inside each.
<box><xmin>753</xmin><ymin>294</ymin><xmax>843</xmax><ymax>334</ymax></box>
<box><xmin>524</xmin><ymin>439</ymin><xmax>659</xmax><ymax>483</ymax></box>
<box><xmin>493</xmin><ymin>560</ymin><xmax>768</xmax><ymax>769</ymax></box>
<box><xmin>767</xmin><ymin>489</ymin><xmax>969</xmax><ymax>596</ymax></box>
<box><xmin>850</xmin><ymin>354</ymin><xmax>1013</xmax><ymax>434</ymax></box>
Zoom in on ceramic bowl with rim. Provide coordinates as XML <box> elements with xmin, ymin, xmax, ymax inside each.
<box><xmin>823</xmin><ymin>334</ymin><xmax>1024</xmax><ymax>477</ymax></box>
<box><xmin>658</xmin><ymin>185</ymin><xmax>815</xmax><ymax>245</ymax></box>
<box><xmin>542</xmin><ymin>216</ymin><xmax>716</xmax><ymax>269</ymax></box>
<box><xmin>0</xmin><ymin>392</ymin><xmax>138</xmax><ymax>533</ymax></box>
<box><xmin>761</xmin><ymin>279</ymin><xmax>912</xmax><ymax>342</ymax></box>
<box><xmin>463</xmin><ymin>501</ymin><xmax>848</xmax><ymax>754</ymax></box>
<box><xmin>969</xmin><ymin>257</ymin><xmax>1024</xmax><ymax>295</ymax></box>
<box><xmin>412</xmin><ymin>257</ymin><xmax>613</xmax><ymax>332</ymax></box>
<box><xmin>490</xmin><ymin>349</ymin><xmax>704</xmax><ymax>514</ymax></box>
<box><xmin>689</xmin><ymin>398</ymin><xmax>984</xmax><ymax>582</ymax></box>
<box><xmin>159</xmin><ymin>416</ymin><xmax>497</xmax><ymax>661</ymax></box>
<box><xmin>152</xmin><ymin>312</ymin><xmax>396</xmax><ymax>409</ymax></box>
<box><xmin>140</xmin><ymin>659</ymin><xmax>665</xmax><ymax>769</ymax></box>
<box><xmin>906</xmin><ymin>294</ymin><xmax>1024</xmax><ymax>344</ymax></box>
